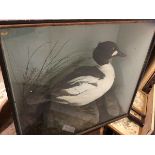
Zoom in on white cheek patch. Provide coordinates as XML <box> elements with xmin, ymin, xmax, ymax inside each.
<box><xmin>112</xmin><ymin>50</ymin><xmax>118</xmax><ymax>56</ymax></box>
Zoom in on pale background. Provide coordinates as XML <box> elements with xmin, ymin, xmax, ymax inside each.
<box><xmin>1</xmin><ymin>22</ymin><xmax>155</xmax><ymax>117</ymax></box>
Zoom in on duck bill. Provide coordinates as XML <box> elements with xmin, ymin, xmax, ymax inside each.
<box><xmin>117</xmin><ymin>50</ymin><xmax>126</xmax><ymax>57</ymax></box>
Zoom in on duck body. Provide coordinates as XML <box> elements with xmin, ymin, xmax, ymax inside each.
<box><xmin>49</xmin><ymin>41</ymin><xmax>125</xmax><ymax>107</ymax></box>
<box><xmin>51</xmin><ymin>63</ymin><xmax>115</xmax><ymax>106</ymax></box>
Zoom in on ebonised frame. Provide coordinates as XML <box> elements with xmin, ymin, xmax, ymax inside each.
<box><xmin>0</xmin><ymin>19</ymin><xmax>154</xmax><ymax>135</ymax></box>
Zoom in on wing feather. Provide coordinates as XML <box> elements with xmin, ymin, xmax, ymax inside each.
<box><xmin>51</xmin><ymin>66</ymin><xmax>105</xmax><ymax>97</ymax></box>
<box><xmin>62</xmin><ymin>76</ymin><xmax>99</xmax><ymax>95</ymax></box>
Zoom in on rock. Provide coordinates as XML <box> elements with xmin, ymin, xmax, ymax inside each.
<box><xmin>43</xmin><ymin>102</ymin><xmax>99</xmax><ymax>134</ymax></box>
<box><xmin>104</xmin><ymin>91</ymin><xmax>121</xmax><ymax>117</ymax></box>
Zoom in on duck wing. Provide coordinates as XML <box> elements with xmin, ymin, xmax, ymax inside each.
<box><xmin>51</xmin><ymin>66</ymin><xmax>105</xmax><ymax>97</ymax></box>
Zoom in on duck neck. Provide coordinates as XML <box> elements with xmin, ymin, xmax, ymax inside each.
<box><xmin>97</xmin><ymin>62</ymin><xmax>114</xmax><ymax>75</ymax></box>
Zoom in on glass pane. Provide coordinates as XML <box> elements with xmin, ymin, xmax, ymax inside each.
<box><xmin>0</xmin><ymin>22</ymin><xmax>154</xmax><ymax>134</ymax></box>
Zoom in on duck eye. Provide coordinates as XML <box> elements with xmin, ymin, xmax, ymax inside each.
<box><xmin>112</xmin><ymin>50</ymin><xmax>118</xmax><ymax>56</ymax></box>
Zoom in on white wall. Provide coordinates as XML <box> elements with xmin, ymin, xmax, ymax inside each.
<box><xmin>113</xmin><ymin>23</ymin><xmax>155</xmax><ymax>112</ymax></box>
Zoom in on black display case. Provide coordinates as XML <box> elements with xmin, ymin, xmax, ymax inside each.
<box><xmin>0</xmin><ymin>20</ymin><xmax>154</xmax><ymax>134</ymax></box>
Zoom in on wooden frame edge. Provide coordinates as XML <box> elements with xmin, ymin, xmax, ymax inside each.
<box><xmin>0</xmin><ymin>19</ymin><xmax>155</xmax><ymax>29</ymax></box>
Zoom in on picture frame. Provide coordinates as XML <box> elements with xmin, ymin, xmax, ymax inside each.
<box><xmin>0</xmin><ymin>20</ymin><xmax>154</xmax><ymax>134</ymax></box>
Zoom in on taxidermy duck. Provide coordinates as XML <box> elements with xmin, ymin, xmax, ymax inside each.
<box><xmin>50</xmin><ymin>41</ymin><xmax>126</xmax><ymax>106</ymax></box>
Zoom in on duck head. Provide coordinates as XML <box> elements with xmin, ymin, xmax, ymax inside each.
<box><xmin>93</xmin><ymin>41</ymin><xmax>126</xmax><ymax>65</ymax></box>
